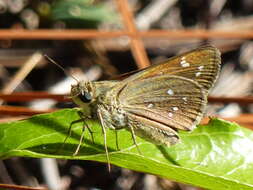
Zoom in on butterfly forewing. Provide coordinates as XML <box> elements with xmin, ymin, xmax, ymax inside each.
<box><xmin>119</xmin><ymin>75</ymin><xmax>206</xmax><ymax>131</ymax></box>
<box><xmin>122</xmin><ymin>45</ymin><xmax>221</xmax><ymax>93</ymax></box>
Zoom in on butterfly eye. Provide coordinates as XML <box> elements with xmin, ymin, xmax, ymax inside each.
<box><xmin>78</xmin><ymin>91</ymin><xmax>92</xmax><ymax>103</ymax></box>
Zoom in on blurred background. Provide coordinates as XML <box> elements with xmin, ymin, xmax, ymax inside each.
<box><xmin>0</xmin><ymin>0</ymin><xmax>253</xmax><ymax>189</ymax></box>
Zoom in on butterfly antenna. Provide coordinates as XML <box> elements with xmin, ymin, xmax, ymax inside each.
<box><xmin>44</xmin><ymin>54</ymin><xmax>79</xmax><ymax>83</ymax></box>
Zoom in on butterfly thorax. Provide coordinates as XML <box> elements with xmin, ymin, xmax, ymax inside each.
<box><xmin>71</xmin><ymin>80</ymin><xmax>128</xmax><ymax>129</ymax></box>
<box><xmin>95</xmin><ymin>83</ymin><xmax>128</xmax><ymax>130</ymax></box>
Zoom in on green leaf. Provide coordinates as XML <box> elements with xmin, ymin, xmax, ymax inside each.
<box><xmin>0</xmin><ymin>108</ymin><xmax>253</xmax><ymax>190</ymax></box>
<box><xmin>51</xmin><ymin>0</ymin><xmax>118</xmax><ymax>28</ymax></box>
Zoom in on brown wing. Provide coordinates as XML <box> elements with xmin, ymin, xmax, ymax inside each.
<box><xmin>121</xmin><ymin>45</ymin><xmax>221</xmax><ymax>93</ymax></box>
<box><xmin>118</xmin><ymin>75</ymin><xmax>206</xmax><ymax>132</ymax></box>
<box><xmin>104</xmin><ymin>45</ymin><xmax>220</xmax><ymax>133</ymax></box>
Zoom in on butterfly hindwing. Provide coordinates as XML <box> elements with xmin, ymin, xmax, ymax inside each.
<box><xmin>119</xmin><ymin>75</ymin><xmax>207</xmax><ymax>132</ymax></box>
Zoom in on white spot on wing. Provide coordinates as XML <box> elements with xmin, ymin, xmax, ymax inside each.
<box><xmin>180</xmin><ymin>60</ymin><xmax>190</xmax><ymax>67</ymax></box>
<box><xmin>167</xmin><ymin>89</ymin><xmax>174</xmax><ymax>95</ymax></box>
<box><xmin>172</xmin><ymin>106</ymin><xmax>179</xmax><ymax>111</ymax></box>
<box><xmin>196</xmin><ymin>72</ymin><xmax>201</xmax><ymax>77</ymax></box>
<box><xmin>147</xmin><ymin>103</ymin><xmax>154</xmax><ymax>108</ymax></box>
<box><xmin>168</xmin><ymin>112</ymin><xmax>173</xmax><ymax>118</ymax></box>
<box><xmin>198</xmin><ymin>66</ymin><xmax>204</xmax><ymax>70</ymax></box>
<box><xmin>182</xmin><ymin>97</ymin><xmax>188</xmax><ymax>104</ymax></box>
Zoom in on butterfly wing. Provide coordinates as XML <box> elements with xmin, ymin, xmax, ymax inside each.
<box><xmin>103</xmin><ymin>45</ymin><xmax>220</xmax><ymax>145</ymax></box>
<box><xmin>122</xmin><ymin>45</ymin><xmax>221</xmax><ymax>93</ymax></box>
<box><xmin>118</xmin><ymin>75</ymin><xmax>206</xmax><ymax>132</ymax></box>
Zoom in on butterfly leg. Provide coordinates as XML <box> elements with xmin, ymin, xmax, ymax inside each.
<box><xmin>114</xmin><ymin>130</ymin><xmax>120</xmax><ymax>151</ymax></box>
<box><xmin>73</xmin><ymin>111</ymin><xmax>96</xmax><ymax>155</ymax></box>
<box><xmin>77</xmin><ymin>111</ymin><xmax>95</xmax><ymax>144</ymax></box>
<box><xmin>86</xmin><ymin>125</ymin><xmax>95</xmax><ymax>144</ymax></box>
<box><xmin>60</xmin><ymin>110</ymin><xmax>92</xmax><ymax>156</ymax></box>
<box><xmin>63</xmin><ymin>118</ymin><xmax>83</xmax><ymax>145</ymax></box>
<box><xmin>129</xmin><ymin>124</ymin><xmax>142</xmax><ymax>154</ymax></box>
<box><xmin>73</xmin><ymin>121</ymin><xmax>86</xmax><ymax>156</ymax></box>
<box><xmin>56</xmin><ymin>118</ymin><xmax>84</xmax><ymax>154</ymax></box>
<box><xmin>97</xmin><ymin>108</ymin><xmax>111</xmax><ymax>171</ymax></box>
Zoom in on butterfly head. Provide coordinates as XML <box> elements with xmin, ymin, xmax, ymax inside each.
<box><xmin>71</xmin><ymin>81</ymin><xmax>95</xmax><ymax>107</ymax></box>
